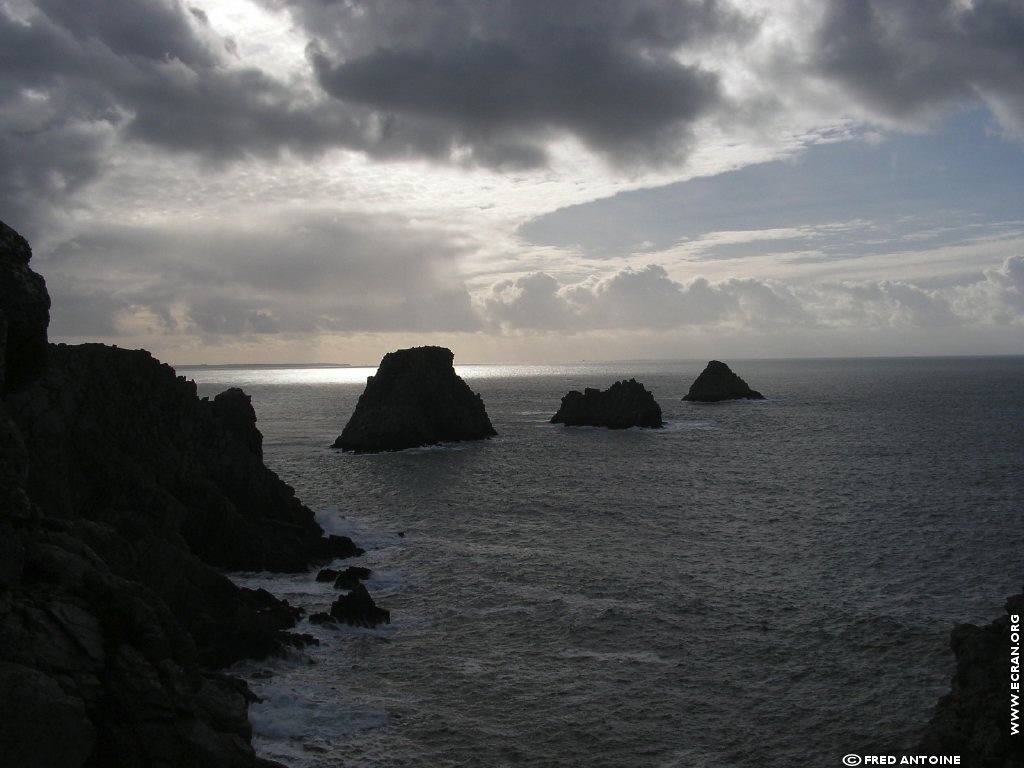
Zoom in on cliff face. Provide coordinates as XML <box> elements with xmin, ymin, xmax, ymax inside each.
<box><xmin>918</xmin><ymin>594</ymin><xmax>1024</xmax><ymax>767</ymax></box>
<box><xmin>0</xmin><ymin>220</ymin><xmax>348</xmax><ymax>767</ymax></box>
<box><xmin>682</xmin><ymin>360</ymin><xmax>764</xmax><ymax>402</ymax></box>
<box><xmin>551</xmin><ymin>379</ymin><xmax>663</xmax><ymax>429</ymax></box>
<box><xmin>0</xmin><ymin>221</ymin><xmax>49</xmax><ymax>392</ymax></box>
<box><xmin>8</xmin><ymin>343</ymin><xmax>350</xmax><ymax>572</ymax></box>
<box><xmin>334</xmin><ymin>345</ymin><xmax>496</xmax><ymax>452</ymax></box>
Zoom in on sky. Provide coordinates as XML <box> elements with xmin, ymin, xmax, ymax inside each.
<box><xmin>1</xmin><ymin>0</ymin><xmax>1022</xmax><ymax>365</ymax></box>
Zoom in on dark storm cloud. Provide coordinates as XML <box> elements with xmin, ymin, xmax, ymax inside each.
<box><xmin>310</xmin><ymin>35</ymin><xmax>719</xmax><ymax>168</ymax></box>
<box><xmin>5</xmin><ymin>0</ymin><xmax>1024</xmax><ymax>241</ymax></box>
<box><xmin>0</xmin><ymin>0</ymin><xmax>366</xmax><ymax>237</ymax></box>
<box><xmin>297</xmin><ymin>0</ymin><xmax>748</xmax><ymax>167</ymax></box>
<box><xmin>814</xmin><ymin>0</ymin><xmax>1024</xmax><ymax>132</ymax></box>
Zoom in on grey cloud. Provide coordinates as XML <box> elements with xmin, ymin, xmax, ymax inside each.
<box><xmin>0</xmin><ymin>0</ymin><xmax>368</xmax><ymax>237</ymax></box>
<box><xmin>42</xmin><ymin>213</ymin><xmax>482</xmax><ymax>341</ymax></box>
<box><xmin>816</xmin><ymin>280</ymin><xmax>960</xmax><ymax>328</ymax></box>
<box><xmin>296</xmin><ymin>0</ymin><xmax>747</xmax><ymax>168</ymax></box>
<box><xmin>814</xmin><ymin>0</ymin><xmax>1024</xmax><ymax>134</ymax></box>
<box><xmin>311</xmin><ymin>36</ymin><xmax>720</xmax><ymax>168</ymax></box>
<box><xmin>34</xmin><ymin>0</ymin><xmax>219</xmax><ymax>67</ymax></box>
<box><xmin>950</xmin><ymin>255</ymin><xmax>1024</xmax><ymax>323</ymax></box>
<box><xmin>484</xmin><ymin>265</ymin><xmax>740</xmax><ymax>331</ymax></box>
<box><xmin>481</xmin><ymin>262</ymin><xmax>1023</xmax><ymax>333</ymax></box>
<box><xmin>483</xmin><ymin>272</ymin><xmax>575</xmax><ymax>330</ymax></box>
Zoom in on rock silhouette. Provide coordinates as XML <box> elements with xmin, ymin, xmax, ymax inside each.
<box><xmin>682</xmin><ymin>360</ymin><xmax>764</xmax><ymax>402</ymax></box>
<box><xmin>334</xmin><ymin>345</ymin><xmax>496</xmax><ymax>452</ymax></box>
<box><xmin>0</xmin><ymin>219</ymin><xmax>355</xmax><ymax>767</ymax></box>
<box><xmin>330</xmin><ymin>583</ymin><xmax>391</xmax><ymax>627</ymax></box>
<box><xmin>551</xmin><ymin>378</ymin><xmax>663</xmax><ymax>429</ymax></box>
<box><xmin>918</xmin><ymin>593</ymin><xmax>1024</xmax><ymax>766</ymax></box>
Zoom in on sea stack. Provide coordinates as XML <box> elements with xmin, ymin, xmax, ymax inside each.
<box><xmin>551</xmin><ymin>379</ymin><xmax>663</xmax><ymax>429</ymax></box>
<box><xmin>683</xmin><ymin>360</ymin><xmax>764</xmax><ymax>402</ymax></box>
<box><xmin>333</xmin><ymin>345</ymin><xmax>496</xmax><ymax>452</ymax></box>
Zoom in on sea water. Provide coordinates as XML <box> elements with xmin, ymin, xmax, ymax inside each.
<box><xmin>184</xmin><ymin>357</ymin><xmax>1024</xmax><ymax>767</ymax></box>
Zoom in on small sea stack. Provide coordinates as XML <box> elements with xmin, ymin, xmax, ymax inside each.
<box><xmin>333</xmin><ymin>345</ymin><xmax>496</xmax><ymax>452</ymax></box>
<box><xmin>551</xmin><ymin>378</ymin><xmax>663</xmax><ymax>429</ymax></box>
<box><xmin>682</xmin><ymin>360</ymin><xmax>764</xmax><ymax>402</ymax></box>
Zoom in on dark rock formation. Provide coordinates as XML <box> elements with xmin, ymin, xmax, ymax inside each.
<box><xmin>316</xmin><ymin>567</ymin><xmax>342</xmax><ymax>583</ymax></box>
<box><xmin>551</xmin><ymin>378</ymin><xmax>663</xmax><ymax>429</ymax></box>
<box><xmin>333</xmin><ymin>345</ymin><xmax>496</xmax><ymax>452</ymax></box>
<box><xmin>334</xmin><ymin>566</ymin><xmax>372</xmax><ymax>590</ymax></box>
<box><xmin>330</xmin><ymin>583</ymin><xmax>391</xmax><ymax>628</ymax></box>
<box><xmin>918</xmin><ymin>593</ymin><xmax>1024</xmax><ymax>767</ymax></box>
<box><xmin>0</xmin><ymin>220</ymin><xmax>49</xmax><ymax>392</ymax></box>
<box><xmin>308</xmin><ymin>612</ymin><xmax>337</xmax><ymax>626</ymax></box>
<box><xmin>9</xmin><ymin>343</ymin><xmax>351</xmax><ymax>572</ymax></box>
<box><xmin>0</xmin><ymin>220</ymin><xmax>356</xmax><ymax>767</ymax></box>
<box><xmin>682</xmin><ymin>360</ymin><xmax>764</xmax><ymax>402</ymax></box>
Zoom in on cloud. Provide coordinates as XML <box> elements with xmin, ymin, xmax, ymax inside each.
<box><xmin>481</xmin><ymin>260</ymin><xmax>1024</xmax><ymax>333</ymax></box>
<box><xmin>4</xmin><ymin>0</ymin><xmax>1024</xmax><ymax>241</ymax></box>
<box><xmin>310</xmin><ymin>35</ymin><xmax>720</xmax><ymax>169</ymax></box>
<box><xmin>43</xmin><ymin>212</ymin><xmax>482</xmax><ymax>341</ymax></box>
<box><xmin>0</xmin><ymin>0</ymin><xmax>368</xmax><ymax>235</ymax></box>
<box><xmin>287</xmin><ymin>0</ymin><xmax>759</xmax><ymax>168</ymax></box>
<box><xmin>811</xmin><ymin>0</ymin><xmax>1024</xmax><ymax>135</ymax></box>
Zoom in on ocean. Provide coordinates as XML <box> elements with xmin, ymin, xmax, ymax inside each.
<box><xmin>184</xmin><ymin>357</ymin><xmax>1024</xmax><ymax>768</ymax></box>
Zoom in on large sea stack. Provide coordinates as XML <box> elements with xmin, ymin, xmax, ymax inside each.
<box><xmin>0</xmin><ymin>219</ymin><xmax>355</xmax><ymax>767</ymax></box>
<box><xmin>682</xmin><ymin>360</ymin><xmax>764</xmax><ymax>402</ymax></box>
<box><xmin>334</xmin><ymin>345</ymin><xmax>496</xmax><ymax>452</ymax></box>
<box><xmin>551</xmin><ymin>379</ymin><xmax>663</xmax><ymax>429</ymax></box>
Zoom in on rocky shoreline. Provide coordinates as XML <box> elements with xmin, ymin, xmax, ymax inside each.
<box><xmin>0</xmin><ymin>220</ymin><xmax>382</xmax><ymax>766</ymax></box>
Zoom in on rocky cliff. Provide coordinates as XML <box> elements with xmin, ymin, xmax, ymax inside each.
<box><xmin>682</xmin><ymin>360</ymin><xmax>764</xmax><ymax>402</ymax></box>
<box><xmin>918</xmin><ymin>594</ymin><xmax>1024</xmax><ymax>767</ymax></box>
<box><xmin>333</xmin><ymin>345</ymin><xmax>496</xmax><ymax>452</ymax></box>
<box><xmin>551</xmin><ymin>378</ymin><xmax>663</xmax><ymax>429</ymax></box>
<box><xmin>0</xmin><ymin>220</ymin><xmax>357</xmax><ymax>767</ymax></box>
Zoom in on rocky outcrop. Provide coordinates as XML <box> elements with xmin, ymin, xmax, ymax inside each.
<box><xmin>682</xmin><ymin>360</ymin><xmax>764</xmax><ymax>402</ymax></box>
<box><xmin>0</xmin><ymin>220</ymin><xmax>353</xmax><ymax>767</ymax></box>
<box><xmin>0</xmin><ymin>220</ymin><xmax>49</xmax><ymax>392</ymax></box>
<box><xmin>333</xmin><ymin>345</ymin><xmax>496</xmax><ymax>452</ymax></box>
<box><xmin>551</xmin><ymin>379</ymin><xmax>663</xmax><ymax>429</ymax></box>
<box><xmin>8</xmin><ymin>343</ymin><xmax>354</xmax><ymax>572</ymax></box>
<box><xmin>330</xmin><ymin>584</ymin><xmax>391</xmax><ymax>628</ymax></box>
<box><xmin>918</xmin><ymin>594</ymin><xmax>1024</xmax><ymax>767</ymax></box>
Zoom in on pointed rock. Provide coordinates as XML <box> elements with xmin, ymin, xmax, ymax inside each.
<box><xmin>683</xmin><ymin>361</ymin><xmax>764</xmax><ymax>402</ymax></box>
<box><xmin>330</xmin><ymin>584</ymin><xmax>390</xmax><ymax>628</ymax></box>
<box><xmin>333</xmin><ymin>346</ymin><xmax>496</xmax><ymax>452</ymax></box>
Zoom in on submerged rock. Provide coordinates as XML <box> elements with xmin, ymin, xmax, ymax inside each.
<box><xmin>551</xmin><ymin>378</ymin><xmax>663</xmax><ymax>429</ymax></box>
<box><xmin>333</xmin><ymin>345</ymin><xmax>496</xmax><ymax>452</ymax></box>
<box><xmin>682</xmin><ymin>360</ymin><xmax>764</xmax><ymax>402</ymax></box>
